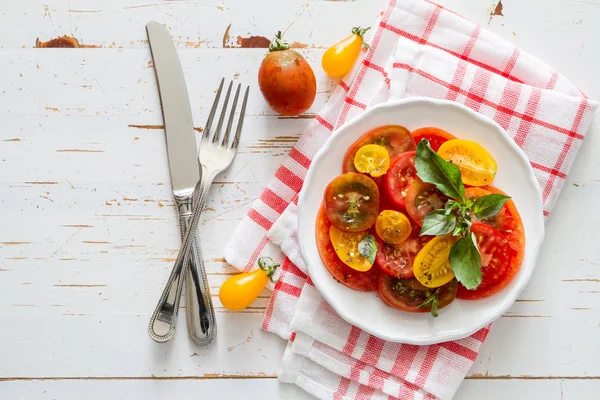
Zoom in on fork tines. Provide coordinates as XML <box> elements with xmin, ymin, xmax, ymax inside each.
<box><xmin>203</xmin><ymin>78</ymin><xmax>249</xmax><ymax>150</ymax></box>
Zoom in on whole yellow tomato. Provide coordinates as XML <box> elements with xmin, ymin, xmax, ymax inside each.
<box><xmin>219</xmin><ymin>257</ymin><xmax>279</xmax><ymax>311</ymax></box>
<box><xmin>322</xmin><ymin>26</ymin><xmax>370</xmax><ymax>77</ymax></box>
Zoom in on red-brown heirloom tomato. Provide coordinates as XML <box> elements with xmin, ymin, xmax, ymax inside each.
<box><xmin>258</xmin><ymin>32</ymin><xmax>316</xmax><ymax>116</ymax></box>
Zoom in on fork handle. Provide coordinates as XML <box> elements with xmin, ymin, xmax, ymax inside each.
<box><xmin>183</xmin><ymin>184</ymin><xmax>217</xmax><ymax>345</ymax></box>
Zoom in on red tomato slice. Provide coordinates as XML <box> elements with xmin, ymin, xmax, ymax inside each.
<box><xmin>457</xmin><ymin>187</ymin><xmax>525</xmax><ymax>300</ymax></box>
<box><xmin>324</xmin><ymin>173</ymin><xmax>379</xmax><ymax>232</ymax></box>
<box><xmin>378</xmin><ymin>274</ymin><xmax>457</xmax><ymax>313</ymax></box>
<box><xmin>405</xmin><ymin>179</ymin><xmax>448</xmax><ymax>226</ymax></box>
<box><xmin>316</xmin><ymin>204</ymin><xmax>379</xmax><ymax>291</ymax></box>
<box><xmin>375</xmin><ymin>226</ymin><xmax>430</xmax><ymax>279</ymax></box>
<box><xmin>342</xmin><ymin>125</ymin><xmax>415</xmax><ymax>175</ymax></box>
<box><xmin>383</xmin><ymin>151</ymin><xmax>416</xmax><ymax>209</ymax></box>
<box><xmin>412</xmin><ymin>127</ymin><xmax>456</xmax><ymax>152</ymax></box>
<box><xmin>471</xmin><ymin>222</ymin><xmax>512</xmax><ymax>288</ymax></box>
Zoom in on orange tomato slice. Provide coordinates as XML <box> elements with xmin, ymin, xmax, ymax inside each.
<box><xmin>353</xmin><ymin>144</ymin><xmax>391</xmax><ymax>178</ymax></box>
<box><xmin>375</xmin><ymin>210</ymin><xmax>412</xmax><ymax>244</ymax></box>
<box><xmin>438</xmin><ymin>139</ymin><xmax>497</xmax><ymax>186</ymax></box>
<box><xmin>413</xmin><ymin>236</ymin><xmax>457</xmax><ymax>288</ymax></box>
<box><xmin>329</xmin><ymin>225</ymin><xmax>373</xmax><ymax>272</ymax></box>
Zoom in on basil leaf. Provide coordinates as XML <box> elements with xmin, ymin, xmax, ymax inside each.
<box><xmin>472</xmin><ymin>194</ymin><xmax>510</xmax><ymax>219</ymax></box>
<box><xmin>450</xmin><ymin>233</ymin><xmax>482</xmax><ymax>290</ymax></box>
<box><xmin>444</xmin><ymin>199</ymin><xmax>460</xmax><ymax>216</ymax></box>
<box><xmin>414</xmin><ymin>140</ymin><xmax>465</xmax><ymax>202</ymax></box>
<box><xmin>358</xmin><ymin>233</ymin><xmax>377</xmax><ymax>264</ymax></box>
<box><xmin>420</xmin><ymin>210</ymin><xmax>457</xmax><ymax>236</ymax></box>
<box><xmin>417</xmin><ymin>289</ymin><xmax>439</xmax><ymax>318</ymax></box>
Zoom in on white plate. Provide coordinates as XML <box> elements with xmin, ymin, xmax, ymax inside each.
<box><xmin>297</xmin><ymin>98</ymin><xmax>545</xmax><ymax>345</ymax></box>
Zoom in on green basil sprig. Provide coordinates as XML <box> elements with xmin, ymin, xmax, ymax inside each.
<box><xmin>414</xmin><ymin>140</ymin><xmax>510</xmax><ymax>290</ymax></box>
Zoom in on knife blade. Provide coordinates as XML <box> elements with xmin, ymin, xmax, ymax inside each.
<box><xmin>146</xmin><ymin>21</ymin><xmax>199</xmax><ymax>194</ymax></box>
<box><xmin>146</xmin><ymin>21</ymin><xmax>214</xmax><ymax>344</ymax></box>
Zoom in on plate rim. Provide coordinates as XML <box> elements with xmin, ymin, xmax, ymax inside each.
<box><xmin>297</xmin><ymin>97</ymin><xmax>545</xmax><ymax>344</ymax></box>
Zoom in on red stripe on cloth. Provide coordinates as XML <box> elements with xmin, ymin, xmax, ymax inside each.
<box><xmin>420</xmin><ymin>5</ymin><xmax>442</xmax><ymax>43</ymax></box>
<box><xmin>360</xmin><ymin>336</ymin><xmax>386</xmax><ymax>365</ymax></box>
<box><xmin>446</xmin><ymin>59</ymin><xmax>468</xmax><ymax>101</ymax></box>
<box><xmin>445</xmin><ymin>25</ymin><xmax>479</xmax><ymax>101</ymax></box>
<box><xmin>367</xmin><ymin>368</ymin><xmax>388</xmax><ymax>395</ymax></box>
<box><xmin>247</xmin><ymin>209</ymin><xmax>273</xmax><ymax>232</ymax></box>
<box><xmin>530</xmin><ymin>162</ymin><xmax>567</xmax><ymax>179</ymax></box>
<box><xmin>464</xmin><ymin>68</ymin><xmax>491</xmax><ymax>113</ymax></box>
<box><xmin>342</xmin><ymin>325</ymin><xmax>362</xmax><ymax>356</ymax></box>
<box><xmin>381</xmin><ymin>22</ymin><xmax>525</xmax><ymax>84</ymax></box>
<box><xmin>463</xmin><ymin>25</ymin><xmax>481</xmax><ymax>57</ymax></box>
<box><xmin>285</xmin><ymin>261</ymin><xmax>308</xmax><ymax>280</ymax></box>
<box><xmin>415</xmin><ymin>346</ymin><xmax>440</xmax><ymax>387</ymax></box>
<box><xmin>345</xmin><ymin>96</ymin><xmax>368</xmax><ymax>109</ymax></box>
<box><xmin>425</xmin><ymin>393</ymin><xmax>436</xmax><ymax>400</ymax></box>
<box><xmin>260</xmin><ymin>188</ymin><xmax>289</xmax><ymax>214</ymax></box>
<box><xmin>289</xmin><ymin>147</ymin><xmax>312</xmax><ymax>169</ymax></box>
<box><xmin>390</xmin><ymin>344</ymin><xmax>420</xmax><ymax>378</ymax></box>
<box><xmin>391</xmin><ymin>62</ymin><xmax>585</xmax><ymax>140</ymax></box>
<box><xmin>546</xmin><ymin>72</ymin><xmax>559</xmax><ymax>90</ymax></box>
<box><xmin>333</xmin><ymin>378</ymin><xmax>352</xmax><ymax>400</ymax></box>
<box><xmin>494</xmin><ymin>81</ymin><xmax>522</xmax><ymax>130</ymax></box>
<box><xmin>275</xmin><ymin>166</ymin><xmax>304</xmax><ymax>193</ymax></box>
<box><xmin>339</xmin><ymin>80</ymin><xmax>351</xmax><ymax>92</ymax></box>
<box><xmin>398</xmin><ymin>381</ymin><xmax>418</xmax><ymax>400</ymax></box>
<box><xmin>471</xmin><ymin>326</ymin><xmax>491</xmax><ymax>342</ymax></box>
<box><xmin>438</xmin><ymin>341</ymin><xmax>479</xmax><ymax>361</ymax></box>
<box><xmin>277</xmin><ymin>281</ymin><xmax>303</xmax><ymax>298</ymax></box>
<box><xmin>513</xmin><ymin>88</ymin><xmax>542</xmax><ymax>147</ymax></box>
<box><xmin>243</xmin><ymin>235</ymin><xmax>271</xmax><ymax>272</ymax></box>
<box><xmin>502</xmin><ymin>48</ymin><xmax>521</xmax><ymax>77</ymax></box>
<box><xmin>354</xmin><ymin>384</ymin><xmax>375</xmax><ymax>399</ymax></box>
<box><xmin>315</xmin><ymin>115</ymin><xmax>334</xmax><ymax>131</ymax></box>
<box><xmin>542</xmin><ymin>97</ymin><xmax>588</xmax><ymax>201</ymax></box>
<box><xmin>261</xmin><ymin>258</ymin><xmax>295</xmax><ymax>330</ymax></box>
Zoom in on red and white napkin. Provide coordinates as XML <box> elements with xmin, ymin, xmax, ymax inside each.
<box><xmin>225</xmin><ymin>0</ymin><xmax>597</xmax><ymax>398</ymax></box>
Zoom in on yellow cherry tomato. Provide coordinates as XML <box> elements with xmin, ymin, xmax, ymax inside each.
<box><xmin>375</xmin><ymin>210</ymin><xmax>411</xmax><ymax>244</ymax></box>
<box><xmin>322</xmin><ymin>26</ymin><xmax>370</xmax><ymax>77</ymax></box>
<box><xmin>329</xmin><ymin>225</ymin><xmax>373</xmax><ymax>272</ymax></box>
<box><xmin>219</xmin><ymin>258</ymin><xmax>279</xmax><ymax>311</ymax></box>
<box><xmin>353</xmin><ymin>144</ymin><xmax>390</xmax><ymax>177</ymax></box>
<box><xmin>413</xmin><ymin>236</ymin><xmax>457</xmax><ymax>288</ymax></box>
<box><xmin>437</xmin><ymin>139</ymin><xmax>498</xmax><ymax>187</ymax></box>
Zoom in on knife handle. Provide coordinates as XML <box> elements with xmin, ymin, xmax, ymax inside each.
<box><xmin>148</xmin><ymin>196</ymin><xmax>194</xmax><ymax>343</ymax></box>
<box><xmin>181</xmin><ymin>190</ymin><xmax>217</xmax><ymax>345</ymax></box>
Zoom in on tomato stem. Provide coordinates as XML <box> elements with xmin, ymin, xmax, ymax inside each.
<box><xmin>351</xmin><ymin>26</ymin><xmax>371</xmax><ymax>49</ymax></box>
<box><xmin>268</xmin><ymin>31</ymin><xmax>290</xmax><ymax>52</ymax></box>
<box><xmin>258</xmin><ymin>257</ymin><xmax>280</xmax><ymax>283</ymax></box>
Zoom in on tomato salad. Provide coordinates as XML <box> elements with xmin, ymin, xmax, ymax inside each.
<box><xmin>316</xmin><ymin>126</ymin><xmax>525</xmax><ymax>317</ymax></box>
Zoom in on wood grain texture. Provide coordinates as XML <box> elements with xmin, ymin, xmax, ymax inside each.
<box><xmin>1</xmin><ymin>0</ymin><xmax>599</xmax><ymax>398</ymax></box>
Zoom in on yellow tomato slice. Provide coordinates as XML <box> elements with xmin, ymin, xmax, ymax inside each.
<box><xmin>353</xmin><ymin>144</ymin><xmax>390</xmax><ymax>178</ymax></box>
<box><xmin>329</xmin><ymin>225</ymin><xmax>373</xmax><ymax>272</ymax></box>
<box><xmin>413</xmin><ymin>236</ymin><xmax>456</xmax><ymax>288</ymax></box>
<box><xmin>375</xmin><ymin>210</ymin><xmax>411</xmax><ymax>244</ymax></box>
<box><xmin>438</xmin><ymin>139</ymin><xmax>498</xmax><ymax>186</ymax></box>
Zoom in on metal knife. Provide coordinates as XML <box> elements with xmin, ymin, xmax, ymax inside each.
<box><xmin>146</xmin><ymin>21</ymin><xmax>216</xmax><ymax>344</ymax></box>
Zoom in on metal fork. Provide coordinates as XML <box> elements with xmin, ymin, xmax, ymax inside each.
<box><xmin>161</xmin><ymin>79</ymin><xmax>248</xmax><ymax>345</ymax></box>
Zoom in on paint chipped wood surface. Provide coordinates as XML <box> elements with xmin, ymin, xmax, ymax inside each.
<box><xmin>1</xmin><ymin>0</ymin><xmax>599</xmax><ymax>398</ymax></box>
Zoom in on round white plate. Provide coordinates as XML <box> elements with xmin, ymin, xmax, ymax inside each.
<box><xmin>297</xmin><ymin>98</ymin><xmax>545</xmax><ymax>345</ymax></box>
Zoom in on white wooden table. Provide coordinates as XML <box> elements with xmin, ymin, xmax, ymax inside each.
<box><xmin>1</xmin><ymin>1</ymin><xmax>599</xmax><ymax>398</ymax></box>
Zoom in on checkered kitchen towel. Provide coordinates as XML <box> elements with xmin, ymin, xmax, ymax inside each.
<box><xmin>225</xmin><ymin>0</ymin><xmax>597</xmax><ymax>398</ymax></box>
